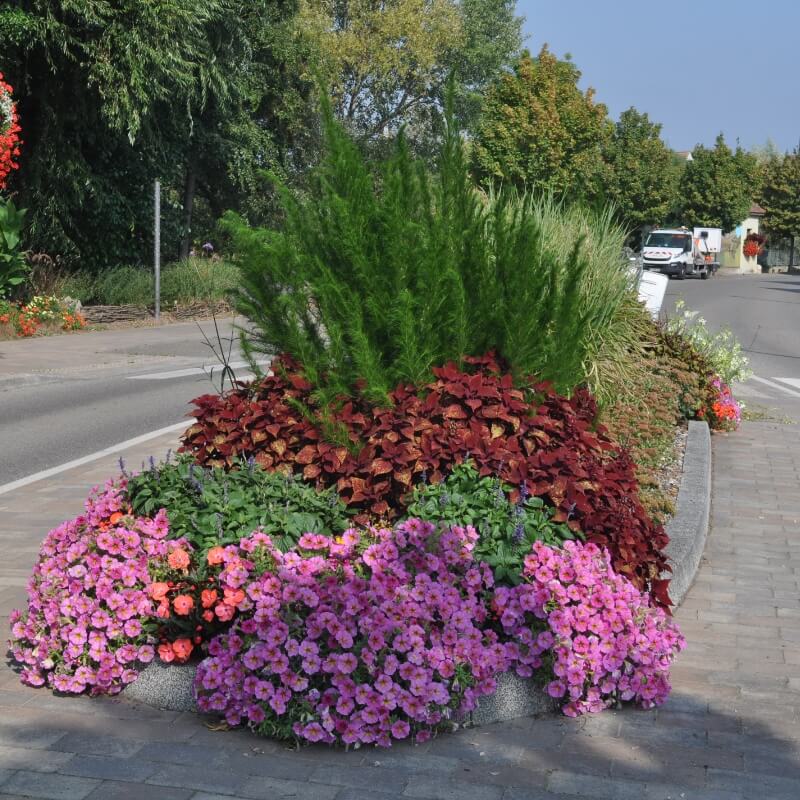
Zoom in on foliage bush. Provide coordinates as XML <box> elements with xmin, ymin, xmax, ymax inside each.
<box><xmin>0</xmin><ymin>197</ymin><xmax>27</xmax><ymax>299</ymax></box>
<box><xmin>664</xmin><ymin>300</ymin><xmax>752</xmax><ymax>386</ymax></box>
<box><xmin>405</xmin><ymin>461</ymin><xmax>579</xmax><ymax>584</ymax></box>
<box><xmin>126</xmin><ymin>454</ymin><xmax>351</xmax><ymax>556</ymax></box>
<box><xmin>57</xmin><ymin>258</ymin><xmax>238</xmax><ymax>307</ymax></box>
<box><xmin>598</xmin><ymin>309</ymin><xmax>708</xmax><ymax>521</ymax></box>
<box><xmin>228</xmin><ymin>95</ymin><xmax>632</xmax><ymax>403</ymax></box>
<box><xmin>182</xmin><ymin>354</ymin><xmax>671</xmax><ymax>604</ymax></box>
<box><xmin>92</xmin><ymin>265</ymin><xmax>154</xmax><ymax>306</ymax></box>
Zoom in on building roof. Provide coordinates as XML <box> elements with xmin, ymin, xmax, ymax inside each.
<box><xmin>674</xmin><ymin>151</ymin><xmax>694</xmax><ymax>161</ymax></box>
<box><xmin>749</xmin><ymin>203</ymin><xmax>766</xmax><ymax>216</ymax></box>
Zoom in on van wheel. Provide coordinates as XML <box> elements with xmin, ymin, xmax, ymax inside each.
<box><xmin>676</xmin><ymin>266</ymin><xmax>685</xmax><ymax>280</ymax></box>
<box><xmin>701</xmin><ymin>271</ymin><xmax>709</xmax><ymax>280</ymax></box>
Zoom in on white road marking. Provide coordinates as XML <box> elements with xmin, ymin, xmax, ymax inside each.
<box><xmin>0</xmin><ymin>421</ymin><xmax>187</xmax><ymax>496</ymax></box>
<box><xmin>775</xmin><ymin>377</ymin><xmax>800</xmax><ymax>390</ymax></box>
<box><xmin>127</xmin><ymin>360</ymin><xmax>270</xmax><ymax>380</ymax></box>
<box><xmin>750</xmin><ymin>375</ymin><xmax>800</xmax><ymax>399</ymax></box>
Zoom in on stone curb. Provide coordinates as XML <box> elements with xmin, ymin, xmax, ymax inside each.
<box><xmin>123</xmin><ymin>421</ymin><xmax>713</xmax><ymax>721</ymax></box>
<box><xmin>662</xmin><ymin>420</ymin><xmax>711</xmax><ymax>607</ymax></box>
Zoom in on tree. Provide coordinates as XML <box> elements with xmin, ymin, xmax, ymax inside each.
<box><xmin>438</xmin><ymin>0</ymin><xmax>523</xmax><ymax>133</ymax></box>
<box><xmin>760</xmin><ymin>149</ymin><xmax>800</xmax><ymax>265</ymax></box>
<box><xmin>471</xmin><ymin>47</ymin><xmax>612</xmax><ymax>200</ymax></box>
<box><xmin>605</xmin><ymin>107</ymin><xmax>678</xmax><ymax>242</ymax></box>
<box><xmin>298</xmin><ymin>0</ymin><xmax>521</xmax><ymax>143</ymax></box>
<box><xmin>676</xmin><ymin>134</ymin><xmax>758</xmax><ymax>232</ymax></box>
<box><xmin>1</xmin><ymin>0</ymin><xmax>310</xmax><ymax>269</ymax></box>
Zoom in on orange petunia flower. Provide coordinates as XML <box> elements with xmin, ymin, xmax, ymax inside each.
<box><xmin>206</xmin><ymin>546</ymin><xmax>226</xmax><ymax>566</ymax></box>
<box><xmin>202</xmin><ymin>610</ymin><xmax>215</xmax><ymax>623</ymax></box>
<box><xmin>109</xmin><ymin>512</ymin><xmax>125</xmax><ymax>525</ymax></box>
<box><xmin>214</xmin><ymin>603</ymin><xmax>235</xmax><ymax>621</ymax></box>
<box><xmin>168</xmin><ymin>548</ymin><xmax>191</xmax><ymax>571</ymax></box>
<box><xmin>172</xmin><ymin>594</ymin><xmax>194</xmax><ymax>615</ymax></box>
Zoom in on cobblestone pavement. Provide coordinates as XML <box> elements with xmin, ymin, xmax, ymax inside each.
<box><xmin>1</xmin><ymin>414</ymin><xmax>800</xmax><ymax>800</ymax></box>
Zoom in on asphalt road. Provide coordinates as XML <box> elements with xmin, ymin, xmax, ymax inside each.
<box><xmin>663</xmin><ymin>271</ymin><xmax>800</xmax><ymax>413</ymax></box>
<box><xmin>0</xmin><ymin>318</ymin><xmax>258</xmax><ymax>485</ymax></box>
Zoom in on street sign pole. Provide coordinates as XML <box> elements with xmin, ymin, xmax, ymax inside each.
<box><xmin>154</xmin><ymin>179</ymin><xmax>161</xmax><ymax>322</ymax></box>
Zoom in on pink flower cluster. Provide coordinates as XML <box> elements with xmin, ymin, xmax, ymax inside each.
<box><xmin>195</xmin><ymin>521</ymin><xmax>511</xmax><ymax>746</ymax></box>
<box><xmin>494</xmin><ymin>540</ymin><xmax>685</xmax><ymax>717</ymax></box>
<box><xmin>702</xmin><ymin>376</ymin><xmax>741</xmax><ymax>432</ymax></box>
<box><xmin>8</xmin><ymin>482</ymin><xmax>185</xmax><ymax>694</ymax></box>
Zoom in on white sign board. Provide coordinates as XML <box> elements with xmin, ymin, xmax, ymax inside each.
<box><xmin>637</xmin><ymin>270</ymin><xmax>669</xmax><ymax>318</ymax></box>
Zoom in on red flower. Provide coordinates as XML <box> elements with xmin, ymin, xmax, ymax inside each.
<box><xmin>172</xmin><ymin>594</ymin><xmax>194</xmax><ymax>615</ymax></box>
<box><xmin>157</xmin><ymin>643</ymin><xmax>175</xmax><ymax>663</ymax></box>
<box><xmin>167</xmin><ymin>548</ymin><xmax>190</xmax><ymax>571</ymax></box>
<box><xmin>171</xmin><ymin>638</ymin><xmax>194</xmax><ymax>662</ymax></box>
<box><xmin>0</xmin><ymin>73</ymin><xmax>22</xmax><ymax>189</ymax></box>
<box><xmin>214</xmin><ymin>603</ymin><xmax>235</xmax><ymax>621</ymax></box>
<box><xmin>201</xmin><ymin>589</ymin><xmax>218</xmax><ymax>608</ymax></box>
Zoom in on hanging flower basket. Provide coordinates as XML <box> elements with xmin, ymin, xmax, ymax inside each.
<box><xmin>742</xmin><ymin>233</ymin><xmax>765</xmax><ymax>259</ymax></box>
<box><xmin>0</xmin><ymin>72</ymin><xmax>22</xmax><ymax>190</ymax></box>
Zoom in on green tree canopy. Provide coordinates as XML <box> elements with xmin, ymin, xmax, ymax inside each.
<box><xmin>760</xmin><ymin>149</ymin><xmax>800</xmax><ymax>240</ymax></box>
<box><xmin>299</xmin><ymin>0</ymin><xmax>522</xmax><ymax>142</ymax></box>
<box><xmin>676</xmin><ymin>134</ymin><xmax>758</xmax><ymax>232</ymax></box>
<box><xmin>605</xmin><ymin>107</ymin><xmax>678</xmax><ymax>241</ymax></box>
<box><xmin>471</xmin><ymin>46</ymin><xmax>612</xmax><ymax>199</ymax></box>
<box><xmin>1</xmin><ymin>0</ymin><xmax>310</xmax><ymax>269</ymax></box>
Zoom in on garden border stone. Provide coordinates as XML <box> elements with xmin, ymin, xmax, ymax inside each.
<box><xmin>662</xmin><ymin>420</ymin><xmax>711</xmax><ymax>607</ymax></box>
<box><xmin>123</xmin><ymin>420</ymin><xmax>713</xmax><ymax>720</ymax></box>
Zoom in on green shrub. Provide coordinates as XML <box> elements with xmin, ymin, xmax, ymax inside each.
<box><xmin>664</xmin><ymin>299</ymin><xmax>751</xmax><ymax>385</ymax></box>
<box><xmin>58</xmin><ymin>271</ymin><xmax>98</xmax><ymax>303</ymax></box>
<box><xmin>126</xmin><ymin>454</ymin><xmax>353</xmax><ymax>555</ymax></box>
<box><xmin>228</xmin><ymin>93</ymin><xmax>632</xmax><ymax>405</ymax></box>
<box><xmin>0</xmin><ymin>198</ymin><xmax>28</xmax><ymax>299</ymax></box>
<box><xmin>160</xmin><ymin>257</ymin><xmax>238</xmax><ymax>305</ymax></box>
<box><xmin>405</xmin><ymin>461</ymin><xmax>580</xmax><ymax>584</ymax></box>
<box><xmin>93</xmin><ymin>265</ymin><xmax>154</xmax><ymax>306</ymax></box>
<box><xmin>58</xmin><ymin>258</ymin><xmax>238</xmax><ymax>307</ymax></box>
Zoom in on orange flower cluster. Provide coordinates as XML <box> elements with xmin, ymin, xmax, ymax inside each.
<box><xmin>146</xmin><ymin>545</ymin><xmax>250</xmax><ymax>663</ymax></box>
<box><xmin>0</xmin><ymin>302</ymin><xmax>87</xmax><ymax>338</ymax></box>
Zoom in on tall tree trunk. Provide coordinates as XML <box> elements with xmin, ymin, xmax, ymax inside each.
<box><xmin>179</xmin><ymin>153</ymin><xmax>198</xmax><ymax>260</ymax></box>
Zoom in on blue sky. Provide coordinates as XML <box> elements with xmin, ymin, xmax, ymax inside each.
<box><xmin>516</xmin><ymin>0</ymin><xmax>800</xmax><ymax>152</ymax></box>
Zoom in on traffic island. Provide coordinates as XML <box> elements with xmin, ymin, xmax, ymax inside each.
<box><xmin>122</xmin><ymin>422</ymin><xmax>712</xmax><ymax>724</ymax></box>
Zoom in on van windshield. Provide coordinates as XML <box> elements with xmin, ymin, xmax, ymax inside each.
<box><xmin>645</xmin><ymin>233</ymin><xmax>690</xmax><ymax>249</ymax></box>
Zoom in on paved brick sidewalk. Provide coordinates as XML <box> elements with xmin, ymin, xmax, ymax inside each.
<box><xmin>1</xmin><ymin>419</ymin><xmax>800</xmax><ymax>800</ymax></box>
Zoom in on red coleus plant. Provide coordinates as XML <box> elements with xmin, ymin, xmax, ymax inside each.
<box><xmin>0</xmin><ymin>72</ymin><xmax>21</xmax><ymax>189</ymax></box>
<box><xmin>181</xmin><ymin>354</ymin><xmax>671</xmax><ymax>606</ymax></box>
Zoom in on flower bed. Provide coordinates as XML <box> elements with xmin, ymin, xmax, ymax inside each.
<box><xmin>9</xmin><ymin>476</ymin><xmax>684</xmax><ymax>744</ymax></box>
<box><xmin>0</xmin><ymin>296</ymin><xmax>86</xmax><ymax>339</ymax></box>
<box><xmin>182</xmin><ymin>354</ymin><xmax>671</xmax><ymax>605</ymax></box>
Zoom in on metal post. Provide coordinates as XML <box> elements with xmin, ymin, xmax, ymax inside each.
<box><xmin>154</xmin><ymin>179</ymin><xmax>161</xmax><ymax>322</ymax></box>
